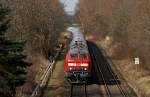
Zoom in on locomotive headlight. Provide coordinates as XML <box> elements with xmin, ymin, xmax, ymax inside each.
<box><xmin>68</xmin><ymin>63</ymin><xmax>76</xmax><ymax>66</ymax></box>
<box><xmin>81</xmin><ymin>63</ymin><xmax>89</xmax><ymax>66</ymax></box>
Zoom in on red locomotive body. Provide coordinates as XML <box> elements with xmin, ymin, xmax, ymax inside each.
<box><xmin>65</xmin><ymin>52</ymin><xmax>91</xmax><ymax>71</ymax></box>
<box><xmin>65</xmin><ymin>51</ymin><xmax>91</xmax><ymax>83</ymax></box>
<box><xmin>65</xmin><ymin>27</ymin><xmax>91</xmax><ymax>83</ymax></box>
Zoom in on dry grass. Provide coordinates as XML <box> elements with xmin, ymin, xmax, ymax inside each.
<box><xmin>16</xmin><ymin>56</ymin><xmax>50</xmax><ymax>97</ymax></box>
<box><xmin>86</xmin><ymin>34</ymin><xmax>150</xmax><ymax>96</ymax></box>
<box><xmin>116</xmin><ymin>59</ymin><xmax>150</xmax><ymax>97</ymax></box>
<box><xmin>94</xmin><ymin>38</ymin><xmax>150</xmax><ymax>97</ymax></box>
<box><xmin>42</xmin><ymin>60</ymin><xmax>67</xmax><ymax>97</ymax></box>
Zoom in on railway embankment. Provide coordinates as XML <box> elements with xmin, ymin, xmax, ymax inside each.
<box><xmin>15</xmin><ymin>45</ymin><xmax>63</xmax><ymax>97</ymax></box>
<box><xmin>91</xmin><ymin>37</ymin><xmax>150</xmax><ymax>97</ymax></box>
<box><xmin>88</xmin><ymin>41</ymin><xmax>138</xmax><ymax>97</ymax></box>
<box><xmin>42</xmin><ymin>53</ymin><xmax>70</xmax><ymax>97</ymax></box>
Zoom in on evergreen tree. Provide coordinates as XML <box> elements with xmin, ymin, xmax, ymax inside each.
<box><xmin>0</xmin><ymin>4</ymin><xmax>30</xmax><ymax>97</ymax></box>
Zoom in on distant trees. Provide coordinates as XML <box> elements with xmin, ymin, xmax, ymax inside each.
<box><xmin>77</xmin><ymin>0</ymin><xmax>112</xmax><ymax>37</ymax></box>
<box><xmin>0</xmin><ymin>0</ymin><xmax>68</xmax><ymax>96</ymax></box>
<box><xmin>4</xmin><ymin>0</ymin><xmax>67</xmax><ymax>59</ymax></box>
<box><xmin>77</xmin><ymin>0</ymin><xmax>150</xmax><ymax>69</ymax></box>
<box><xmin>0</xmin><ymin>4</ymin><xmax>30</xmax><ymax>97</ymax></box>
<box><xmin>124</xmin><ymin>0</ymin><xmax>150</xmax><ymax>69</ymax></box>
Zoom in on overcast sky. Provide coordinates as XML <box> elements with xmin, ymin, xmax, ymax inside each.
<box><xmin>60</xmin><ymin>0</ymin><xmax>79</xmax><ymax>15</ymax></box>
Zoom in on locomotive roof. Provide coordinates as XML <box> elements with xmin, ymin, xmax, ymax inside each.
<box><xmin>67</xmin><ymin>26</ymin><xmax>88</xmax><ymax>53</ymax></box>
<box><xmin>70</xmin><ymin>42</ymin><xmax>88</xmax><ymax>53</ymax></box>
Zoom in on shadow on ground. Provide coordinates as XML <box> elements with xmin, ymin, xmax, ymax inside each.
<box><xmin>87</xmin><ymin>41</ymin><xmax>120</xmax><ymax>85</ymax></box>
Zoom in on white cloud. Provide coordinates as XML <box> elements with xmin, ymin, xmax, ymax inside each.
<box><xmin>60</xmin><ymin>0</ymin><xmax>79</xmax><ymax>15</ymax></box>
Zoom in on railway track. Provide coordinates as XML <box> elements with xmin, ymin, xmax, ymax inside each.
<box><xmin>69</xmin><ymin>84</ymin><xmax>87</xmax><ymax>97</ymax></box>
<box><xmin>30</xmin><ymin>44</ymin><xmax>63</xmax><ymax>97</ymax></box>
<box><xmin>40</xmin><ymin>42</ymin><xmax>137</xmax><ymax>97</ymax></box>
<box><xmin>88</xmin><ymin>42</ymin><xmax>130</xmax><ymax>97</ymax></box>
<box><xmin>68</xmin><ymin>42</ymin><xmax>128</xmax><ymax>97</ymax></box>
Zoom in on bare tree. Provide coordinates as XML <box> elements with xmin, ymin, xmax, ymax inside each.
<box><xmin>1</xmin><ymin>0</ymin><xmax>68</xmax><ymax>96</ymax></box>
<box><xmin>77</xmin><ymin>0</ymin><xmax>110</xmax><ymax>38</ymax></box>
<box><xmin>77</xmin><ymin>0</ymin><xmax>150</xmax><ymax>69</ymax></box>
<box><xmin>3</xmin><ymin>0</ymin><xmax>67</xmax><ymax>59</ymax></box>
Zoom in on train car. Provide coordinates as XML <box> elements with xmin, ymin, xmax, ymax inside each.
<box><xmin>65</xmin><ymin>27</ymin><xmax>91</xmax><ymax>84</ymax></box>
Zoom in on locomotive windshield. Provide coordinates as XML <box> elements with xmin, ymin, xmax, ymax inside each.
<box><xmin>70</xmin><ymin>53</ymin><xmax>78</xmax><ymax>59</ymax></box>
<box><xmin>80</xmin><ymin>54</ymin><xmax>87</xmax><ymax>59</ymax></box>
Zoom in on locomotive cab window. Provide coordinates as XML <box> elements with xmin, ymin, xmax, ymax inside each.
<box><xmin>70</xmin><ymin>53</ymin><xmax>78</xmax><ymax>59</ymax></box>
<box><xmin>80</xmin><ymin>54</ymin><xmax>87</xmax><ymax>59</ymax></box>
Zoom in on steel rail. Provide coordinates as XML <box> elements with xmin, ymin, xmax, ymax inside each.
<box><xmin>69</xmin><ymin>84</ymin><xmax>87</xmax><ymax>97</ymax></box>
<box><xmin>30</xmin><ymin>44</ymin><xmax>63</xmax><ymax>97</ymax></box>
<box><xmin>105</xmin><ymin>59</ymin><xmax>128</xmax><ymax>97</ymax></box>
<box><xmin>94</xmin><ymin>46</ymin><xmax>129</xmax><ymax>97</ymax></box>
<box><xmin>90</xmin><ymin>46</ymin><xmax>111</xmax><ymax>97</ymax></box>
<box><xmin>70</xmin><ymin>84</ymin><xmax>73</xmax><ymax>97</ymax></box>
<box><xmin>31</xmin><ymin>60</ymin><xmax>54</xmax><ymax>97</ymax></box>
<box><xmin>84</xmin><ymin>84</ymin><xmax>87</xmax><ymax>97</ymax></box>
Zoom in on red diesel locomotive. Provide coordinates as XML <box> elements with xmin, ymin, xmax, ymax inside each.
<box><xmin>65</xmin><ymin>27</ymin><xmax>91</xmax><ymax>83</ymax></box>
